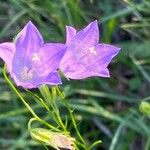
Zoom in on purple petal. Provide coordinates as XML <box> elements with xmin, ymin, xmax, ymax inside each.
<box><xmin>79</xmin><ymin>44</ymin><xmax>121</xmax><ymax>73</ymax></box>
<box><xmin>15</xmin><ymin>21</ymin><xmax>44</xmax><ymax>50</ymax></box>
<box><xmin>95</xmin><ymin>44</ymin><xmax>121</xmax><ymax>67</ymax></box>
<box><xmin>69</xmin><ymin>20</ymin><xmax>99</xmax><ymax>49</ymax></box>
<box><xmin>61</xmin><ymin>20</ymin><xmax>121</xmax><ymax>80</ymax></box>
<box><xmin>60</xmin><ymin>52</ymin><xmax>110</xmax><ymax>79</ymax></box>
<box><xmin>65</xmin><ymin>20</ymin><xmax>99</xmax><ymax>61</ymax></box>
<box><xmin>34</xmin><ymin>43</ymin><xmax>66</xmax><ymax>76</ymax></box>
<box><xmin>12</xmin><ymin>43</ymin><xmax>65</xmax><ymax>87</ymax></box>
<box><xmin>61</xmin><ymin>61</ymin><xmax>110</xmax><ymax>79</ymax></box>
<box><xmin>0</xmin><ymin>42</ymin><xmax>15</xmax><ymax>72</ymax></box>
<box><xmin>43</xmin><ymin>71</ymin><xmax>62</xmax><ymax>85</ymax></box>
<box><xmin>1</xmin><ymin>21</ymin><xmax>65</xmax><ymax>89</ymax></box>
<box><xmin>60</xmin><ymin>43</ymin><xmax>120</xmax><ymax>79</ymax></box>
<box><xmin>12</xmin><ymin>21</ymin><xmax>44</xmax><ymax>79</ymax></box>
<box><xmin>11</xmin><ymin>70</ymin><xmax>62</xmax><ymax>89</ymax></box>
<box><xmin>10</xmin><ymin>73</ymin><xmax>35</xmax><ymax>89</ymax></box>
<box><xmin>66</xmin><ymin>26</ymin><xmax>76</xmax><ymax>44</ymax></box>
<box><xmin>13</xmin><ymin>21</ymin><xmax>44</xmax><ymax>69</ymax></box>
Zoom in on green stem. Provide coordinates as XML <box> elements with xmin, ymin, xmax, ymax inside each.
<box><xmin>52</xmin><ymin>100</ymin><xmax>68</xmax><ymax>133</ymax></box>
<box><xmin>39</xmin><ymin>85</ymin><xmax>68</xmax><ymax>133</ymax></box>
<box><xmin>3</xmin><ymin>65</ymin><xmax>59</xmax><ymax>131</ymax></box>
<box><xmin>26</xmin><ymin>89</ymin><xmax>60</xmax><ymax>128</ymax></box>
<box><xmin>65</xmin><ymin>100</ymin><xmax>86</xmax><ymax>144</ymax></box>
<box><xmin>28</xmin><ymin>117</ymin><xmax>37</xmax><ymax>131</ymax></box>
<box><xmin>89</xmin><ymin>140</ymin><xmax>102</xmax><ymax>150</ymax></box>
<box><xmin>56</xmin><ymin>86</ymin><xmax>87</xmax><ymax>148</ymax></box>
<box><xmin>26</xmin><ymin>89</ymin><xmax>50</xmax><ymax>111</ymax></box>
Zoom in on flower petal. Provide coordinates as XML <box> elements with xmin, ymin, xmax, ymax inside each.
<box><xmin>11</xmin><ymin>42</ymin><xmax>65</xmax><ymax>88</ymax></box>
<box><xmin>0</xmin><ymin>42</ymin><xmax>15</xmax><ymax>72</ymax></box>
<box><xmin>30</xmin><ymin>71</ymin><xmax>62</xmax><ymax>87</ymax></box>
<box><xmin>60</xmin><ymin>43</ymin><xmax>120</xmax><ymax>79</ymax></box>
<box><xmin>34</xmin><ymin>43</ymin><xmax>66</xmax><ymax>76</ymax></box>
<box><xmin>43</xmin><ymin>71</ymin><xmax>62</xmax><ymax>85</ymax></box>
<box><xmin>11</xmin><ymin>71</ymin><xmax>62</xmax><ymax>89</ymax></box>
<box><xmin>60</xmin><ymin>50</ymin><xmax>110</xmax><ymax>79</ymax></box>
<box><xmin>66</xmin><ymin>26</ymin><xmax>76</xmax><ymax>44</ymax></box>
<box><xmin>65</xmin><ymin>20</ymin><xmax>99</xmax><ymax>62</ymax></box>
<box><xmin>94</xmin><ymin>44</ymin><xmax>121</xmax><ymax>67</ymax></box>
<box><xmin>15</xmin><ymin>21</ymin><xmax>44</xmax><ymax>50</ymax></box>
<box><xmin>69</xmin><ymin>20</ymin><xmax>99</xmax><ymax>49</ymax></box>
<box><xmin>61</xmin><ymin>21</ymin><xmax>121</xmax><ymax>80</ymax></box>
<box><xmin>12</xmin><ymin>21</ymin><xmax>44</xmax><ymax>79</ymax></box>
<box><xmin>10</xmin><ymin>73</ymin><xmax>35</xmax><ymax>89</ymax></box>
<box><xmin>13</xmin><ymin>21</ymin><xmax>44</xmax><ymax>68</ymax></box>
<box><xmin>78</xmin><ymin>44</ymin><xmax>120</xmax><ymax>73</ymax></box>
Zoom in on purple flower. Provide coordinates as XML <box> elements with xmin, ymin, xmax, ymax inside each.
<box><xmin>0</xmin><ymin>21</ymin><xmax>66</xmax><ymax>88</ymax></box>
<box><xmin>60</xmin><ymin>20</ymin><xmax>121</xmax><ymax>79</ymax></box>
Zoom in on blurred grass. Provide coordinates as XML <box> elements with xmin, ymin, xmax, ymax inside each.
<box><xmin>0</xmin><ymin>0</ymin><xmax>150</xmax><ymax>150</ymax></box>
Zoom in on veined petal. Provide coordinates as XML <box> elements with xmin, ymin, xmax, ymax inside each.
<box><xmin>30</xmin><ymin>71</ymin><xmax>62</xmax><ymax>87</ymax></box>
<box><xmin>61</xmin><ymin>21</ymin><xmax>121</xmax><ymax>80</ymax></box>
<box><xmin>12</xmin><ymin>21</ymin><xmax>44</xmax><ymax>79</ymax></box>
<box><xmin>95</xmin><ymin>44</ymin><xmax>121</xmax><ymax>67</ymax></box>
<box><xmin>65</xmin><ymin>20</ymin><xmax>99</xmax><ymax>61</ymax></box>
<box><xmin>10</xmin><ymin>72</ymin><xmax>35</xmax><ymax>89</ymax></box>
<box><xmin>43</xmin><ymin>71</ymin><xmax>62</xmax><ymax>85</ymax></box>
<box><xmin>69</xmin><ymin>20</ymin><xmax>99</xmax><ymax>50</ymax></box>
<box><xmin>66</xmin><ymin>26</ymin><xmax>76</xmax><ymax>44</ymax></box>
<box><xmin>62</xmin><ymin>63</ymin><xmax>110</xmax><ymax>79</ymax></box>
<box><xmin>13</xmin><ymin>21</ymin><xmax>44</xmax><ymax>67</ymax></box>
<box><xmin>12</xmin><ymin>43</ymin><xmax>66</xmax><ymax>87</ymax></box>
<box><xmin>34</xmin><ymin>43</ymin><xmax>66</xmax><ymax>76</ymax></box>
<box><xmin>60</xmin><ymin>50</ymin><xmax>110</xmax><ymax>79</ymax></box>
<box><xmin>11</xmin><ymin>70</ymin><xmax>62</xmax><ymax>89</ymax></box>
<box><xmin>15</xmin><ymin>21</ymin><xmax>44</xmax><ymax>50</ymax></box>
<box><xmin>1</xmin><ymin>21</ymin><xmax>65</xmax><ymax>89</ymax></box>
<box><xmin>76</xmin><ymin>44</ymin><xmax>120</xmax><ymax>77</ymax></box>
<box><xmin>0</xmin><ymin>42</ymin><xmax>15</xmax><ymax>72</ymax></box>
<box><xmin>60</xmin><ymin>43</ymin><xmax>120</xmax><ymax>79</ymax></box>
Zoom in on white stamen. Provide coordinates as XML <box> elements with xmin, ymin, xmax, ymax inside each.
<box><xmin>21</xmin><ymin>67</ymin><xmax>33</xmax><ymax>81</ymax></box>
<box><xmin>89</xmin><ymin>46</ymin><xmax>97</xmax><ymax>55</ymax></box>
<box><xmin>32</xmin><ymin>53</ymin><xmax>40</xmax><ymax>61</ymax></box>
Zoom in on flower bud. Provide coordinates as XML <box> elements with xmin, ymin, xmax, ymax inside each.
<box><xmin>30</xmin><ymin>128</ymin><xmax>75</xmax><ymax>150</ymax></box>
<box><xmin>139</xmin><ymin>101</ymin><xmax>150</xmax><ymax>115</ymax></box>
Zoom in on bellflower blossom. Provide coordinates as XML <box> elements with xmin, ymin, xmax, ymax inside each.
<box><xmin>60</xmin><ymin>20</ymin><xmax>121</xmax><ymax>79</ymax></box>
<box><xmin>0</xmin><ymin>21</ymin><xmax>66</xmax><ymax>88</ymax></box>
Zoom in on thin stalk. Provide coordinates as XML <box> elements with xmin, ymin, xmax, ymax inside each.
<box><xmin>28</xmin><ymin>117</ymin><xmax>37</xmax><ymax>131</ymax></box>
<box><xmin>56</xmin><ymin>86</ymin><xmax>88</xmax><ymax>149</ymax></box>
<box><xmin>39</xmin><ymin>85</ymin><xmax>68</xmax><ymax>133</ymax></box>
<box><xmin>3</xmin><ymin>65</ymin><xmax>59</xmax><ymax>131</ymax></box>
<box><xmin>51</xmin><ymin>87</ymin><xmax>68</xmax><ymax>132</ymax></box>
<box><xmin>52</xmin><ymin>100</ymin><xmax>68</xmax><ymax>133</ymax></box>
<box><xmin>26</xmin><ymin>89</ymin><xmax>50</xmax><ymax>111</ymax></box>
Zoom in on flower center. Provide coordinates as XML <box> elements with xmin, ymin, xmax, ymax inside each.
<box><xmin>21</xmin><ymin>67</ymin><xmax>34</xmax><ymax>81</ymax></box>
<box><xmin>89</xmin><ymin>46</ymin><xmax>97</xmax><ymax>55</ymax></box>
<box><xmin>32</xmin><ymin>53</ymin><xmax>40</xmax><ymax>61</ymax></box>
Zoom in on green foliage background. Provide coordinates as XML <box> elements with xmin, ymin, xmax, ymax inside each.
<box><xmin>0</xmin><ymin>0</ymin><xmax>150</xmax><ymax>150</ymax></box>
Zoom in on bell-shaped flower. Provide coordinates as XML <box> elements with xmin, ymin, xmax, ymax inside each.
<box><xmin>0</xmin><ymin>21</ymin><xmax>66</xmax><ymax>88</ymax></box>
<box><xmin>60</xmin><ymin>20</ymin><xmax>121</xmax><ymax>79</ymax></box>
